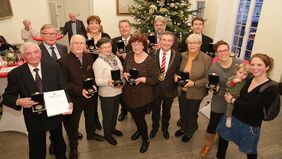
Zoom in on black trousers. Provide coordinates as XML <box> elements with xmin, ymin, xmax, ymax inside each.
<box><xmin>130</xmin><ymin>105</ymin><xmax>149</xmax><ymax>141</ymax></box>
<box><xmin>99</xmin><ymin>95</ymin><xmax>120</xmax><ymax>138</ymax></box>
<box><xmin>119</xmin><ymin>94</ymin><xmax>128</xmax><ymax>114</ymax></box>
<box><xmin>216</xmin><ymin>135</ymin><xmax>258</xmax><ymax>159</ymax></box>
<box><xmin>28</xmin><ymin>125</ymin><xmax>67</xmax><ymax>159</ymax></box>
<box><xmin>151</xmin><ymin>94</ymin><xmax>174</xmax><ymax>131</ymax></box>
<box><xmin>64</xmin><ymin>101</ymin><xmax>96</xmax><ymax>149</ymax></box>
<box><xmin>178</xmin><ymin>91</ymin><xmax>201</xmax><ymax>136</ymax></box>
<box><xmin>206</xmin><ymin>111</ymin><xmax>224</xmax><ymax>134</ymax></box>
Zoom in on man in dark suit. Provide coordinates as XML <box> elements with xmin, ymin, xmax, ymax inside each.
<box><xmin>3</xmin><ymin>42</ymin><xmax>73</xmax><ymax>159</ymax></box>
<box><xmin>39</xmin><ymin>24</ymin><xmax>68</xmax><ymax>64</ymax></box>
<box><xmin>61</xmin><ymin>12</ymin><xmax>87</xmax><ymax>41</ymax></box>
<box><xmin>179</xmin><ymin>16</ymin><xmax>213</xmax><ymax>53</ymax></box>
<box><xmin>149</xmin><ymin>31</ymin><xmax>182</xmax><ymax>139</ymax></box>
<box><xmin>58</xmin><ymin>35</ymin><xmax>104</xmax><ymax>159</ymax></box>
<box><xmin>111</xmin><ymin>19</ymin><xmax>132</xmax><ymax>121</ymax></box>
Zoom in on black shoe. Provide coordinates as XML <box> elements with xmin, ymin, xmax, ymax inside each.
<box><xmin>69</xmin><ymin>148</ymin><xmax>78</xmax><ymax>159</ymax></box>
<box><xmin>77</xmin><ymin>131</ymin><xmax>83</xmax><ymax>140</ymax></box>
<box><xmin>87</xmin><ymin>133</ymin><xmax>104</xmax><ymax>141</ymax></box>
<box><xmin>96</xmin><ymin>121</ymin><xmax>102</xmax><ymax>130</ymax></box>
<box><xmin>131</xmin><ymin>131</ymin><xmax>141</xmax><ymax>140</ymax></box>
<box><xmin>149</xmin><ymin>129</ymin><xmax>158</xmax><ymax>139</ymax></box>
<box><xmin>118</xmin><ymin>111</ymin><xmax>127</xmax><ymax>121</ymax></box>
<box><xmin>163</xmin><ymin>129</ymin><xmax>169</xmax><ymax>139</ymax></box>
<box><xmin>49</xmin><ymin>143</ymin><xmax>54</xmax><ymax>155</ymax></box>
<box><xmin>177</xmin><ymin>119</ymin><xmax>181</xmax><ymax>127</ymax></box>
<box><xmin>105</xmin><ymin>136</ymin><xmax>118</xmax><ymax>145</ymax></box>
<box><xmin>181</xmin><ymin>135</ymin><xmax>192</xmax><ymax>143</ymax></box>
<box><xmin>175</xmin><ymin>129</ymin><xmax>184</xmax><ymax>137</ymax></box>
<box><xmin>140</xmin><ymin>140</ymin><xmax>150</xmax><ymax>153</ymax></box>
<box><xmin>112</xmin><ymin>129</ymin><xmax>123</xmax><ymax>137</ymax></box>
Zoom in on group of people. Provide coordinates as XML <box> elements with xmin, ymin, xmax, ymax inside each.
<box><xmin>2</xmin><ymin>12</ymin><xmax>278</xmax><ymax>159</ymax></box>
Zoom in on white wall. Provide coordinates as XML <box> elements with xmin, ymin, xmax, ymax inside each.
<box><xmin>0</xmin><ymin>0</ymin><xmax>50</xmax><ymax>44</ymax></box>
<box><xmin>252</xmin><ymin>0</ymin><xmax>282</xmax><ymax>81</ymax></box>
<box><xmin>93</xmin><ymin>0</ymin><xmax>134</xmax><ymax>38</ymax></box>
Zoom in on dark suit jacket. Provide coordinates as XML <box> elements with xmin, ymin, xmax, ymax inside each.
<box><xmin>39</xmin><ymin>43</ymin><xmax>68</xmax><ymax>64</ymax></box>
<box><xmin>111</xmin><ymin>36</ymin><xmax>132</xmax><ymax>64</ymax></box>
<box><xmin>179</xmin><ymin>34</ymin><xmax>213</xmax><ymax>53</ymax></box>
<box><xmin>62</xmin><ymin>20</ymin><xmax>87</xmax><ymax>40</ymax></box>
<box><xmin>57</xmin><ymin>52</ymin><xmax>96</xmax><ymax>107</ymax></box>
<box><xmin>3</xmin><ymin>61</ymin><xmax>65</xmax><ymax>133</ymax></box>
<box><xmin>150</xmin><ymin>49</ymin><xmax>182</xmax><ymax>98</ymax></box>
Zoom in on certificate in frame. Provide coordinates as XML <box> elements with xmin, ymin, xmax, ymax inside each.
<box><xmin>116</xmin><ymin>0</ymin><xmax>134</xmax><ymax>15</ymax></box>
<box><xmin>0</xmin><ymin>0</ymin><xmax>13</xmax><ymax>20</ymax></box>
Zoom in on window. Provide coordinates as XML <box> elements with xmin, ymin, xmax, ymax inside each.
<box><xmin>231</xmin><ymin>0</ymin><xmax>264</xmax><ymax>60</ymax></box>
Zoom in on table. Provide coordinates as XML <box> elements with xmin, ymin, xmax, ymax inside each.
<box><xmin>0</xmin><ymin>62</ymin><xmax>28</xmax><ymax>135</ymax></box>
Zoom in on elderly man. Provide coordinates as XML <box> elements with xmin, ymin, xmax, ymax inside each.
<box><xmin>58</xmin><ymin>35</ymin><xmax>104</xmax><ymax>159</ymax></box>
<box><xmin>61</xmin><ymin>12</ymin><xmax>87</xmax><ymax>41</ymax></box>
<box><xmin>152</xmin><ymin>16</ymin><xmax>179</xmax><ymax>51</ymax></box>
<box><xmin>21</xmin><ymin>19</ymin><xmax>37</xmax><ymax>42</ymax></box>
<box><xmin>3</xmin><ymin>41</ymin><xmax>72</xmax><ymax>159</ymax></box>
<box><xmin>111</xmin><ymin>19</ymin><xmax>133</xmax><ymax>121</ymax></box>
<box><xmin>149</xmin><ymin>31</ymin><xmax>182</xmax><ymax>139</ymax></box>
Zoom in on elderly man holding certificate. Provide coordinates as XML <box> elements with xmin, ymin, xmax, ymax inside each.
<box><xmin>2</xmin><ymin>41</ymin><xmax>73</xmax><ymax>159</ymax></box>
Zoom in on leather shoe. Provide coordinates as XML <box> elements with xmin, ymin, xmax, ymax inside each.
<box><xmin>87</xmin><ymin>133</ymin><xmax>104</xmax><ymax>141</ymax></box>
<box><xmin>163</xmin><ymin>129</ymin><xmax>169</xmax><ymax>139</ymax></box>
<box><xmin>105</xmin><ymin>136</ymin><xmax>117</xmax><ymax>145</ymax></box>
<box><xmin>49</xmin><ymin>143</ymin><xmax>54</xmax><ymax>155</ymax></box>
<box><xmin>112</xmin><ymin>129</ymin><xmax>123</xmax><ymax>137</ymax></box>
<box><xmin>131</xmin><ymin>131</ymin><xmax>141</xmax><ymax>140</ymax></box>
<box><xmin>181</xmin><ymin>135</ymin><xmax>192</xmax><ymax>143</ymax></box>
<box><xmin>140</xmin><ymin>140</ymin><xmax>150</xmax><ymax>153</ymax></box>
<box><xmin>118</xmin><ymin>111</ymin><xmax>127</xmax><ymax>121</ymax></box>
<box><xmin>69</xmin><ymin>148</ymin><xmax>78</xmax><ymax>159</ymax></box>
<box><xmin>149</xmin><ymin>129</ymin><xmax>158</xmax><ymax>139</ymax></box>
<box><xmin>77</xmin><ymin>131</ymin><xmax>83</xmax><ymax>140</ymax></box>
<box><xmin>175</xmin><ymin>129</ymin><xmax>184</xmax><ymax>137</ymax></box>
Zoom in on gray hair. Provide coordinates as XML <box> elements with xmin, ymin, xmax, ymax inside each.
<box><xmin>70</xmin><ymin>34</ymin><xmax>86</xmax><ymax>48</ymax></box>
<box><xmin>40</xmin><ymin>24</ymin><xmax>57</xmax><ymax>33</ymax></box>
<box><xmin>20</xmin><ymin>41</ymin><xmax>40</xmax><ymax>54</ymax></box>
<box><xmin>154</xmin><ymin>15</ymin><xmax>168</xmax><ymax>24</ymax></box>
<box><xmin>159</xmin><ymin>31</ymin><xmax>175</xmax><ymax>42</ymax></box>
<box><xmin>185</xmin><ymin>33</ymin><xmax>202</xmax><ymax>44</ymax></box>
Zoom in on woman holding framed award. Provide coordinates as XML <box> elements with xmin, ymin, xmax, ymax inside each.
<box><xmin>122</xmin><ymin>33</ymin><xmax>159</xmax><ymax>153</ymax></box>
<box><xmin>93</xmin><ymin>37</ymin><xmax>123</xmax><ymax>145</ymax></box>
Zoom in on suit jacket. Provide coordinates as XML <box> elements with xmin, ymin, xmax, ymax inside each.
<box><xmin>150</xmin><ymin>49</ymin><xmax>182</xmax><ymax>98</ymax></box>
<box><xmin>3</xmin><ymin>61</ymin><xmax>65</xmax><ymax>133</ymax></box>
<box><xmin>57</xmin><ymin>52</ymin><xmax>96</xmax><ymax>107</ymax></box>
<box><xmin>179</xmin><ymin>52</ymin><xmax>212</xmax><ymax>100</ymax></box>
<box><xmin>39</xmin><ymin>43</ymin><xmax>68</xmax><ymax>64</ymax></box>
<box><xmin>179</xmin><ymin>34</ymin><xmax>213</xmax><ymax>53</ymax></box>
<box><xmin>111</xmin><ymin>36</ymin><xmax>132</xmax><ymax>64</ymax></box>
<box><xmin>62</xmin><ymin>20</ymin><xmax>87</xmax><ymax>40</ymax></box>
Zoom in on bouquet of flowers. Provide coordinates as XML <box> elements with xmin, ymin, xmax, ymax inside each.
<box><xmin>5</xmin><ymin>52</ymin><xmax>16</xmax><ymax>64</ymax></box>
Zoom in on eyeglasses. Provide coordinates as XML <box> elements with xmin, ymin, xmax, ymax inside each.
<box><xmin>41</xmin><ymin>32</ymin><xmax>57</xmax><ymax>36</ymax></box>
<box><xmin>217</xmin><ymin>49</ymin><xmax>229</xmax><ymax>53</ymax></box>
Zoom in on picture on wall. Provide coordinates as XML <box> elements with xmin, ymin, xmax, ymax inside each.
<box><xmin>116</xmin><ymin>0</ymin><xmax>134</xmax><ymax>15</ymax></box>
<box><xmin>0</xmin><ymin>0</ymin><xmax>13</xmax><ymax>20</ymax></box>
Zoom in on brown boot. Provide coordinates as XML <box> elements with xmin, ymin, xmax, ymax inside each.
<box><xmin>199</xmin><ymin>133</ymin><xmax>216</xmax><ymax>158</ymax></box>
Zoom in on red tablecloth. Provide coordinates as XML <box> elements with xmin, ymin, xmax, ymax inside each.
<box><xmin>0</xmin><ymin>62</ymin><xmax>23</xmax><ymax>78</ymax></box>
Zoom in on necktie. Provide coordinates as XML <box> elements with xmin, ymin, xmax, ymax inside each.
<box><xmin>50</xmin><ymin>46</ymin><xmax>58</xmax><ymax>61</ymax></box>
<box><xmin>33</xmin><ymin>68</ymin><xmax>43</xmax><ymax>93</ymax></box>
<box><xmin>161</xmin><ymin>52</ymin><xmax>166</xmax><ymax>73</ymax></box>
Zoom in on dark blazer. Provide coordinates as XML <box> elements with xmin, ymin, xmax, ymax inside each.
<box><xmin>57</xmin><ymin>52</ymin><xmax>96</xmax><ymax>107</ymax></box>
<box><xmin>150</xmin><ymin>49</ymin><xmax>182</xmax><ymax>98</ymax></box>
<box><xmin>39</xmin><ymin>43</ymin><xmax>68</xmax><ymax>64</ymax></box>
<box><xmin>3</xmin><ymin>61</ymin><xmax>65</xmax><ymax>133</ymax></box>
<box><xmin>111</xmin><ymin>36</ymin><xmax>132</xmax><ymax>64</ymax></box>
<box><xmin>62</xmin><ymin>20</ymin><xmax>87</xmax><ymax>40</ymax></box>
<box><xmin>179</xmin><ymin>34</ymin><xmax>213</xmax><ymax>53</ymax></box>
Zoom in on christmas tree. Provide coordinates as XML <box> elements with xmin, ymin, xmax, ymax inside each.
<box><xmin>129</xmin><ymin>0</ymin><xmax>202</xmax><ymax>40</ymax></box>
